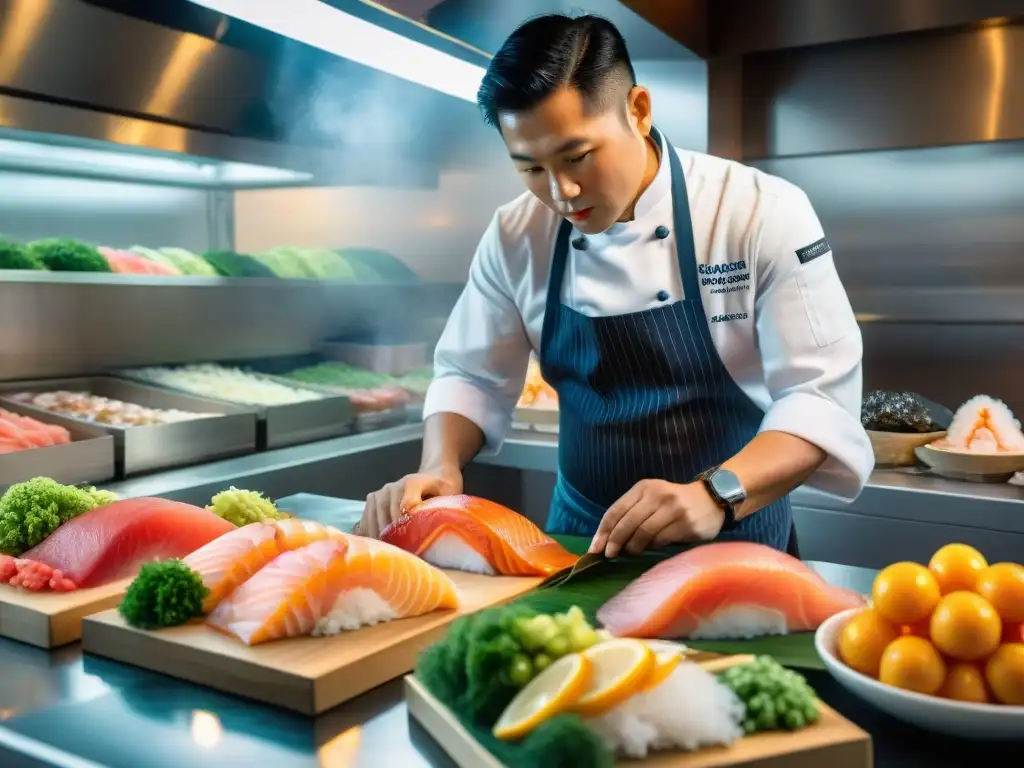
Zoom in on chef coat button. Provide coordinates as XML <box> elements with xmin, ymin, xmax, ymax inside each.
<box><xmin>654</xmin><ymin>225</ymin><xmax>670</xmax><ymax>240</ymax></box>
<box><xmin>572</xmin><ymin>236</ymin><xmax>589</xmax><ymax>251</ymax></box>
<box><xmin>656</xmin><ymin>290</ymin><xmax>670</xmax><ymax>302</ymax></box>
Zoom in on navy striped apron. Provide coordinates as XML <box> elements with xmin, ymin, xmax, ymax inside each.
<box><xmin>540</xmin><ymin>127</ymin><xmax>793</xmax><ymax>552</ymax></box>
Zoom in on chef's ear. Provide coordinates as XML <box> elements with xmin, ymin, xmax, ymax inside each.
<box><xmin>626</xmin><ymin>85</ymin><xmax>652</xmax><ymax>137</ymax></box>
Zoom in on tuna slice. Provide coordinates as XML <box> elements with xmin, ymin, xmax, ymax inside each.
<box><xmin>596</xmin><ymin>541</ymin><xmax>865</xmax><ymax>640</ymax></box>
<box><xmin>206</xmin><ymin>533</ymin><xmax>459</xmax><ymax>646</ymax></box>
<box><xmin>183</xmin><ymin>518</ymin><xmax>345</xmax><ymax>613</ymax></box>
<box><xmin>21</xmin><ymin>497</ymin><xmax>236</xmax><ymax>588</ymax></box>
<box><xmin>380</xmin><ymin>494</ymin><xmax>578</xmax><ymax>577</ymax></box>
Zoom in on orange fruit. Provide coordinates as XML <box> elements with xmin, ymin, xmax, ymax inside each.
<box><xmin>878</xmin><ymin>636</ymin><xmax>947</xmax><ymax>695</ymax></box>
<box><xmin>984</xmin><ymin>643</ymin><xmax>1024</xmax><ymax>705</ymax></box>
<box><xmin>837</xmin><ymin>608</ymin><xmax>899</xmax><ymax>678</ymax></box>
<box><xmin>938</xmin><ymin>662</ymin><xmax>990</xmax><ymax>703</ymax></box>
<box><xmin>872</xmin><ymin>562</ymin><xmax>941</xmax><ymax>625</ymax></box>
<box><xmin>928</xmin><ymin>544</ymin><xmax>988</xmax><ymax>595</ymax></box>
<box><xmin>975</xmin><ymin>563</ymin><xmax>1024</xmax><ymax>623</ymax></box>
<box><xmin>929</xmin><ymin>591</ymin><xmax>1002</xmax><ymax>661</ymax></box>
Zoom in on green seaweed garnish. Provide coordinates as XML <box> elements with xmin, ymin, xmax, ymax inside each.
<box><xmin>119</xmin><ymin>559</ymin><xmax>208</xmax><ymax>630</ymax></box>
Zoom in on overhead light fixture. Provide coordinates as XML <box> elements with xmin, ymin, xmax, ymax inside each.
<box><xmin>186</xmin><ymin>0</ymin><xmax>488</xmax><ymax>103</ymax></box>
<box><xmin>0</xmin><ymin>136</ymin><xmax>312</xmax><ymax>187</ymax></box>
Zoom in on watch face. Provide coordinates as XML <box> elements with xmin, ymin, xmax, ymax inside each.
<box><xmin>710</xmin><ymin>469</ymin><xmax>746</xmax><ymax>504</ymax></box>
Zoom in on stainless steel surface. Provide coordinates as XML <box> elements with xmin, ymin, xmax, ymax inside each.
<box><xmin>0</xmin><ymin>93</ymin><xmax>437</xmax><ymax>190</ymax></box>
<box><xmin>0</xmin><ymin>403</ymin><xmax>115</xmax><ymax>492</ymax></box>
<box><xmin>741</xmin><ymin>21</ymin><xmax>1024</xmax><ymax>157</ymax></box>
<box><xmin>112</xmin><ymin>370</ymin><xmax>354</xmax><ymax>451</ymax></box>
<box><xmin>0</xmin><ymin>377</ymin><xmax>258</xmax><ymax>478</ymax></box>
<box><xmin>750</xmin><ymin>141</ymin><xmax>1024</xmax><ymax>414</ymax></box>
<box><xmin>98</xmin><ymin>422</ymin><xmax>423</xmax><ymax>506</ymax></box>
<box><xmin>708</xmin><ymin>0</ymin><xmax>1021</xmax><ymax>56</ymax></box>
<box><xmin>0</xmin><ymin>275</ymin><xmax>462</xmax><ymax>382</ymax></box>
<box><xmin>424</xmin><ymin>0</ymin><xmax>704</xmax><ymax>58</ymax></box>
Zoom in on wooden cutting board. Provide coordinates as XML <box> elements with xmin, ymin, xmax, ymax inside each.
<box><xmin>0</xmin><ymin>579</ymin><xmax>131</xmax><ymax>648</ymax></box>
<box><xmin>405</xmin><ymin>654</ymin><xmax>873</xmax><ymax>768</ymax></box>
<box><xmin>81</xmin><ymin>569</ymin><xmax>544</xmax><ymax>715</ymax></box>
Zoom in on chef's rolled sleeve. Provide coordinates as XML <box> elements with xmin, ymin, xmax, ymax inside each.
<box><xmin>422</xmin><ymin>212</ymin><xmax>532</xmax><ymax>455</ymax></box>
<box><xmin>753</xmin><ymin>186</ymin><xmax>874</xmax><ymax>500</ymax></box>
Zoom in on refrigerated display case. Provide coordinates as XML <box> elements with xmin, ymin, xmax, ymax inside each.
<box><xmin>0</xmin><ymin>0</ymin><xmax>509</xmax><ymax>489</ymax></box>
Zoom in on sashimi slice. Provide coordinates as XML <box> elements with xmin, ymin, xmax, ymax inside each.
<box><xmin>206</xmin><ymin>533</ymin><xmax>459</xmax><ymax>646</ymax></box>
<box><xmin>380</xmin><ymin>495</ymin><xmax>578</xmax><ymax>577</ymax></box>
<box><xmin>20</xmin><ymin>497</ymin><xmax>235</xmax><ymax>588</ymax></box>
<box><xmin>596</xmin><ymin>541</ymin><xmax>865</xmax><ymax>640</ymax></box>
<box><xmin>183</xmin><ymin>518</ymin><xmax>344</xmax><ymax>613</ymax></box>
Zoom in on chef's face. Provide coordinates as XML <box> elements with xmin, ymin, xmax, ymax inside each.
<box><xmin>498</xmin><ymin>85</ymin><xmax>653</xmax><ymax>235</ymax></box>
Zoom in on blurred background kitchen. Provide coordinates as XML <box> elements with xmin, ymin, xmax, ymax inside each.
<box><xmin>0</xmin><ymin>0</ymin><xmax>1021</xmax><ymax>569</ymax></box>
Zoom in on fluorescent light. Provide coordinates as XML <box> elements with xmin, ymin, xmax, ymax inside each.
<box><xmin>0</xmin><ymin>137</ymin><xmax>312</xmax><ymax>187</ymax></box>
<box><xmin>186</xmin><ymin>0</ymin><xmax>487</xmax><ymax>103</ymax></box>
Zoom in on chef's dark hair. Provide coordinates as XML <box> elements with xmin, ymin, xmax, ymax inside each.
<box><xmin>477</xmin><ymin>14</ymin><xmax>637</xmax><ymax>128</ymax></box>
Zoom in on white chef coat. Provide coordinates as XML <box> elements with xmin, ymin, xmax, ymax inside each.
<box><xmin>423</xmin><ymin>131</ymin><xmax>874</xmax><ymax>502</ymax></box>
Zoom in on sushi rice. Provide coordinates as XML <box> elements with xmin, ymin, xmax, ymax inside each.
<box><xmin>422</xmin><ymin>533</ymin><xmax>497</xmax><ymax>576</ymax></box>
<box><xmin>588</xmin><ymin>661</ymin><xmax>745</xmax><ymax>759</ymax></box>
<box><xmin>312</xmin><ymin>587</ymin><xmax>400</xmax><ymax>635</ymax></box>
<box><xmin>944</xmin><ymin>394</ymin><xmax>1024</xmax><ymax>452</ymax></box>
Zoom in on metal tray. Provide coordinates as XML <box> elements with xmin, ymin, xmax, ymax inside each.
<box><xmin>111</xmin><ymin>371</ymin><xmax>353</xmax><ymax>451</ymax></box>
<box><xmin>0</xmin><ymin>377</ymin><xmax>258</xmax><ymax>478</ymax></box>
<box><xmin>0</xmin><ymin>400</ymin><xmax>116</xmax><ymax>491</ymax></box>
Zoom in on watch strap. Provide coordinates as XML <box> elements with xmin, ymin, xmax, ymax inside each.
<box><xmin>697</xmin><ymin>465</ymin><xmax>740</xmax><ymax>531</ymax></box>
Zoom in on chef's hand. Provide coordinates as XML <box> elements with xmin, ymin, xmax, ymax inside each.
<box><xmin>589</xmin><ymin>479</ymin><xmax>725</xmax><ymax>558</ymax></box>
<box><xmin>355</xmin><ymin>471</ymin><xmax>462</xmax><ymax>539</ymax></box>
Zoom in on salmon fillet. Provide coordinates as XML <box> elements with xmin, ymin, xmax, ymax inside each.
<box><xmin>596</xmin><ymin>541</ymin><xmax>865</xmax><ymax>640</ymax></box>
<box><xmin>206</xmin><ymin>533</ymin><xmax>459</xmax><ymax>646</ymax></box>
<box><xmin>183</xmin><ymin>518</ymin><xmax>345</xmax><ymax>613</ymax></box>
<box><xmin>380</xmin><ymin>494</ymin><xmax>577</xmax><ymax>577</ymax></box>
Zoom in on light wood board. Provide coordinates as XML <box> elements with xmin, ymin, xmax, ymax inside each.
<box><xmin>81</xmin><ymin>569</ymin><xmax>543</xmax><ymax>715</ymax></box>
<box><xmin>0</xmin><ymin>578</ymin><xmax>131</xmax><ymax>648</ymax></box>
<box><xmin>405</xmin><ymin>655</ymin><xmax>873</xmax><ymax>768</ymax></box>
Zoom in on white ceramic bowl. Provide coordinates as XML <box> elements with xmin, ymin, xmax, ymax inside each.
<box><xmin>815</xmin><ymin>608</ymin><xmax>1024</xmax><ymax>740</ymax></box>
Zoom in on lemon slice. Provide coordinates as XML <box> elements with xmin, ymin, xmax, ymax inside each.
<box><xmin>642</xmin><ymin>647</ymin><xmax>683</xmax><ymax>691</ymax></box>
<box><xmin>570</xmin><ymin>638</ymin><xmax>657</xmax><ymax>717</ymax></box>
<box><xmin>493</xmin><ymin>653</ymin><xmax>592</xmax><ymax>741</ymax></box>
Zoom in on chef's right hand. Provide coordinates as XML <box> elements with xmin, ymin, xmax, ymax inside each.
<box><xmin>356</xmin><ymin>471</ymin><xmax>462</xmax><ymax>539</ymax></box>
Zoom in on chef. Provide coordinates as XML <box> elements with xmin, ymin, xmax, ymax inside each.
<box><xmin>357</xmin><ymin>13</ymin><xmax>874</xmax><ymax>559</ymax></box>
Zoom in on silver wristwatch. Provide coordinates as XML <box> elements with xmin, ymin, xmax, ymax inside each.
<box><xmin>697</xmin><ymin>466</ymin><xmax>746</xmax><ymax>530</ymax></box>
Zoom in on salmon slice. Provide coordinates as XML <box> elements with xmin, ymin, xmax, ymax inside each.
<box><xmin>206</xmin><ymin>533</ymin><xmax>459</xmax><ymax>646</ymax></box>
<box><xmin>21</xmin><ymin>498</ymin><xmax>235</xmax><ymax>588</ymax></box>
<box><xmin>183</xmin><ymin>518</ymin><xmax>345</xmax><ymax>613</ymax></box>
<box><xmin>380</xmin><ymin>494</ymin><xmax>578</xmax><ymax>577</ymax></box>
<box><xmin>596</xmin><ymin>541</ymin><xmax>865</xmax><ymax>640</ymax></box>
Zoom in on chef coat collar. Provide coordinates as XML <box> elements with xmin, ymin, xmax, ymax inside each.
<box><xmin>600</xmin><ymin>128</ymin><xmax>671</xmax><ymax>237</ymax></box>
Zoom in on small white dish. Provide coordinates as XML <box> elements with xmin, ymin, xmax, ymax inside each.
<box><xmin>915</xmin><ymin>442</ymin><xmax>1024</xmax><ymax>483</ymax></box>
<box><xmin>815</xmin><ymin>608</ymin><xmax>1024</xmax><ymax>740</ymax></box>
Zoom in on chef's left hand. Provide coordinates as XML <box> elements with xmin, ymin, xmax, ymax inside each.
<box><xmin>589</xmin><ymin>480</ymin><xmax>725</xmax><ymax>558</ymax></box>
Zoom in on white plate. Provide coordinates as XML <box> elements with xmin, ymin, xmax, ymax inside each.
<box><xmin>815</xmin><ymin>608</ymin><xmax>1024</xmax><ymax>740</ymax></box>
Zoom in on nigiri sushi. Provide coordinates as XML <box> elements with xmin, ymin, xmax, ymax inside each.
<box><xmin>183</xmin><ymin>518</ymin><xmax>344</xmax><ymax>613</ymax></box>
<box><xmin>20</xmin><ymin>498</ymin><xmax>234</xmax><ymax>588</ymax></box>
<box><xmin>933</xmin><ymin>394</ymin><xmax>1024</xmax><ymax>453</ymax></box>
<box><xmin>596</xmin><ymin>542</ymin><xmax>865</xmax><ymax>640</ymax></box>
<box><xmin>380</xmin><ymin>495</ymin><xmax>577</xmax><ymax>577</ymax></box>
<box><xmin>206</xmin><ymin>533</ymin><xmax>459</xmax><ymax>645</ymax></box>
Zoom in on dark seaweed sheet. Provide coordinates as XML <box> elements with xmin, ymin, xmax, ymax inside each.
<box><xmin>861</xmin><ymin>390</ymin><xmax>952</xmax><ymax>433</ymax></box>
